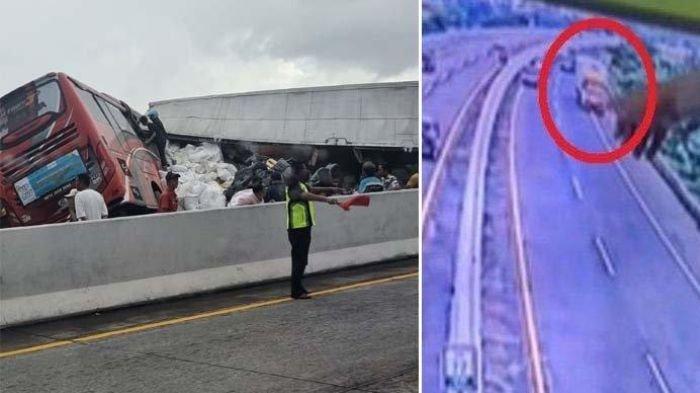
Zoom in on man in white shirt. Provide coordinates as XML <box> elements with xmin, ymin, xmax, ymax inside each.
<box><xmin>74</xmin><ymin>173</ymin><xmax>108</xmax><ymax>221</ymax></box>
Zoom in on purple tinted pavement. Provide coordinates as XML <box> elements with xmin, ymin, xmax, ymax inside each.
<box><xmin>421</xmin><ymin>46</ymin><xmax>497</xmax><ymax>393</ymax></box>
<box><xmin>514</xmin><ymin>71</ymin><xmax>700</xmax><ymax>392</ymax></box>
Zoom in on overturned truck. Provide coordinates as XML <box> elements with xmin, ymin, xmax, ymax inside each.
<box><xmin>150</xmin><ymin>81</ymin><xmax>419</xmax><ymax>190</ymax></box>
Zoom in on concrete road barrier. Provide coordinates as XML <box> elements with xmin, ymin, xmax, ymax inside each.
<box><xmin>0</xmin><ymin>190</ymin><xmax>418</xmax><ymax>327</ymax></box>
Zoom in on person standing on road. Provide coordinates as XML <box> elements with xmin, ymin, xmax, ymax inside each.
<box><xmin>74</xmin><ymin>173</ymin><xmax>108</xmax><ymax>221</ymax></box>
<box><xmin>158</xmin><ymin>172</ymin><xmax>180</xmax><ymax>213</ymax></box>
<box><xmin>64</xmin><ymin>188</ymin><xmax>78</xmax><ymax>222</ymax></box>
<box><xmin>285</xmin><ymin>162</ymin><xmax>339</xmax><ymax>299</ymax></box>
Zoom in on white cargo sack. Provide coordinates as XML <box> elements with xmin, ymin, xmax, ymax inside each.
<box><xmin>166</xmin><ymin>142</ymin><xmax>235</xmax><ymax>210</ymax></box>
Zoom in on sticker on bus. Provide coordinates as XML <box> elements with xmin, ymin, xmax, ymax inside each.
<box><xmin>14</xmin><ymin>150</ymin><xmax>87</xmax><ymax>206</ymax></box>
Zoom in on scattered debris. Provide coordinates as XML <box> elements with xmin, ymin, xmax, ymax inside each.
<box><xmin>165</xmin><ymin>143</ymin><xmax>236</xmax><ymax>211</ymax></box>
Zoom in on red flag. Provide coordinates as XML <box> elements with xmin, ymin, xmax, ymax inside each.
<box><xmin>339</xmin><ymin>195</ymin><xmax>370</xmax><ymax>211</ymax></box>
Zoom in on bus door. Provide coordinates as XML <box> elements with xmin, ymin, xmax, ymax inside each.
<box><xmin>97</xmin><ymin>97</ymin><xmax>161</xmax><ymax>207</ymax></box>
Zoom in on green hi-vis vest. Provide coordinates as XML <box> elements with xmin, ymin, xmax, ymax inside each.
<box><xmin>286</xmin><ymin>183</ymin><xmax>317</xmax><ymax>229</ymax></box>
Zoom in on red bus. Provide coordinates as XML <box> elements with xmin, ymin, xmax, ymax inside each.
<box><xmin>0</xmin><ymin>72</ymin><xmax>165</xmax><ymax>227</ymax></box>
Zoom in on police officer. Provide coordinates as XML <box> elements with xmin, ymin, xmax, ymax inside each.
<box><xmin>285</xmin><ymin>162</ymin><xmax>338</xmax><ymax>299</ymax></box>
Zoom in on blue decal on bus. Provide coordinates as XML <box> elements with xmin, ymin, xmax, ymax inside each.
<box><xmin>14</xmin><ymin>150</ymin><xmax>87</xmax><ymax>205</ymax></box>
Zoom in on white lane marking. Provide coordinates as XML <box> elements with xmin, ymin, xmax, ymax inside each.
<box><xmin>571</xmin><ymin>176</ymin><xmax>584</xmax><ymax>201</ymax></box>
<box><xmin>509</xmin><ymin>86</ymin><xmax>548</xmax><ymax>393</ymax></box>
<box><xmin>594</xmin><ymin>236</ymin><xmax>617</xmax><ymax>277</ymax></box>
<box><xmin>591</xmin><ymin>115</ymin><xmax>700</xmax><ymax>299</ymax></box>
<box><xmin>544</xmin><ymin>362</ymin><xmax>554</xmax><ymax>393</ymax></box>
<box><xmin>645</xmin><ymin>353</ymin><xmax>673</xmax><ymax>393</ymax></box>
<box><xmin>447</xmin><ymin>45</ymin><xmax>550</xmax><ymax>393</ymax></box>
<box><xmin>551</xmin><ymin>71</ymin><xmax>562</xmax><ymax>124</ymax></box>
<box><xmin>444</xmin><ymin>63</ymin><xmax>500</xmax><ymax>393</ymax></box>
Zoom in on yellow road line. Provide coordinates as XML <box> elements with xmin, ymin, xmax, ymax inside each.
<box><xmin>0</xmin><ymin>272</ymin><xmax>417</xmax><ymax>359</ymax></box>
<box><xmin>0</xmin><ymin>340</ymin><xmax>75</xmax><ymax>358</ymax></box>
<box><xmin>509</xmin><ymin>88</ymin><xmax>547</xmax><ymax>393</ymax></box>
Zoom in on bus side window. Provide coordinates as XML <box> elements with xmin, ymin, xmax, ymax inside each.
<box><xmin>75</xmin><ymin>87</ymin><xmax>113</xmax><ymax>131</ymax></box>
<box><xmin>86</xmin><ymin>94</ymin><xmax>125</xmax><ymax>148</ymax></box>
<box><xmin>93</xmin><ymin>96</ymin><xmax>131</xmax><ymax>147</ymax></box>
<box><xmin>104</xmin><ymin>102</ymin><xmax>136</xmax><ymax>136</ymax></box>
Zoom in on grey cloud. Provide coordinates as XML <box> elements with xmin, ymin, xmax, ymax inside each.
<box><xmin>0</xmin><ymin>0</ymin><xmax>417</xmax><ymax>111</ymax></box>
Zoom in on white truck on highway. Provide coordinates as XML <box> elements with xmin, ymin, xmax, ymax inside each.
<box><xmin>576</xmin><ymin>59</ymin><xmax>610</xmax><ymax>116</ymax></box>
<box><xmin>149</xmin><ymin>81</ymin><xmax>418</xmax><ymax>151</ymax></box>
<box><xmin>149</xmin><ymin>81</ymin><xmax>419</xmax><ymax>187</ymax></box>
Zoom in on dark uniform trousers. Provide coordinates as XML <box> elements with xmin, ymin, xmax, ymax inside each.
<box><xmin>287</xmin><ymin>226</ymin><xmax>312</xmax><ymax>297</ymax></box>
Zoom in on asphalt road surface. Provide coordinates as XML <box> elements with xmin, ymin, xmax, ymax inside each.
<box><xmin>0</xmin><ymin>259</ymin><xmax>417</xmax><ymax>393</ymax></box>
<box><xmin>421</xmin><ymin>31</ymin><xmax>548</xmax><ymax>392</ymax></box>
<box><xmin>511</xmin><ymin>69</ymin><xmax>700</xmax><ymax>391</ymax></box>
<box><xmin>422</xmin><ymin>38</ymin><xmax>496</xmax><ymax>189</ymax></box>
<box><xmin>421</xmin><ymin>48</ymin><xmax>496</xmax><ymax>393</ymax></box>
<box><xmin>423</xmin><ymin>28</ymin><xmax>700</xmax><ymax>392</ymax></box>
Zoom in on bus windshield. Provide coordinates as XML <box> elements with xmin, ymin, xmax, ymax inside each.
<box><xmin>0</xmin><ymin>81</ymin><xmax>62</xmax><ymax>142</ymax></box>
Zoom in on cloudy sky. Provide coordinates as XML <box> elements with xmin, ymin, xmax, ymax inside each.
<box><xmin>0</xmin><ymin>0</ymin><xmax>418</xmax><ymax>111</ymax></box>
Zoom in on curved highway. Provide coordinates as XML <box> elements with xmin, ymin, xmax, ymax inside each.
<box><xmin>421</xmin><ymin>39</ymin><xmax>499</xmax><ymax>393</ymax></box>
<box><xmin>422</xmin><ymin>32</ymin><xmax>550</xmax><ymax>393</ymax></box>
<box><xmin>424</xmin><ymin>31</ymin><xmax>700</xmax><ymax>393</ymax></box>
<box><xmin>509</xmin><ymin>68</ymin><xmax>700</xmax><ymax>392</ymax></box>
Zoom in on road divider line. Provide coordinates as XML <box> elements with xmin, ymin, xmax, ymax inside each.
<box><xmin>543</xmin><ymin>361</ymin><xmax>554</xmax><ymax>392</ymax></box>
<box><xmin>593</xmin><ymin>236</ymin><xmax>617</xmax><ymax>277</ymax></box>
<box><xmin>509</xmin><ymin>86</ymin><xmax>548</xmax><ymax>393</ymax></box>
<box><xmin>443</xmin><ymin>44</ymin><xmax>549</xmax><ymax>392</ymax></box>
<box><xmin>551</xmin><ymin>71</ymin><xmax>563</xmax><ymax>125</ymax></box>
<box><xmin>571</xmin><ymin>176</ymin><xmax>584</xmax><ymax>201</ymax></box>
<box><xmin>0</xmin><ymin>272</ymin><xmax>417</xmax><ymax>359</ymax></box>
<box><xmin>0</xmin><ymin>340</ymin><xmax>74</xmax><ymax>359</ymax></box>
<box><xmin>591</xmin><ymin>115</ymin><xmax>700</xmax><ymax>299</ymax></box>
<box><xmin>645</xmin><ymin>353</ymin><xmax>673</xmax><ymax>393</ymax></box>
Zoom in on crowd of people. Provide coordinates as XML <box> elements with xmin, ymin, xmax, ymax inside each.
<box><xmin>56</xmin><ymin>107</ymin><xmax>418</xmax><ymax>222</ymax></box>
<box><xmin>63</xmin><ymin>158</ymin><xmax>418</xmax><ymax>221</ymax></box>
<box><xmin>60</xmin><ymin>153</ymin><xmax>417</xmax><ymax>221</ymax></box>
<box><xmin>25</xmin><ymin>104</ymin><xmax>416</xmax><ymax>302</ymax></box>
<box><xmin>169</xmin><ymin>159</ymin><xmax>417</xmax><ymax>213</ymax></box>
